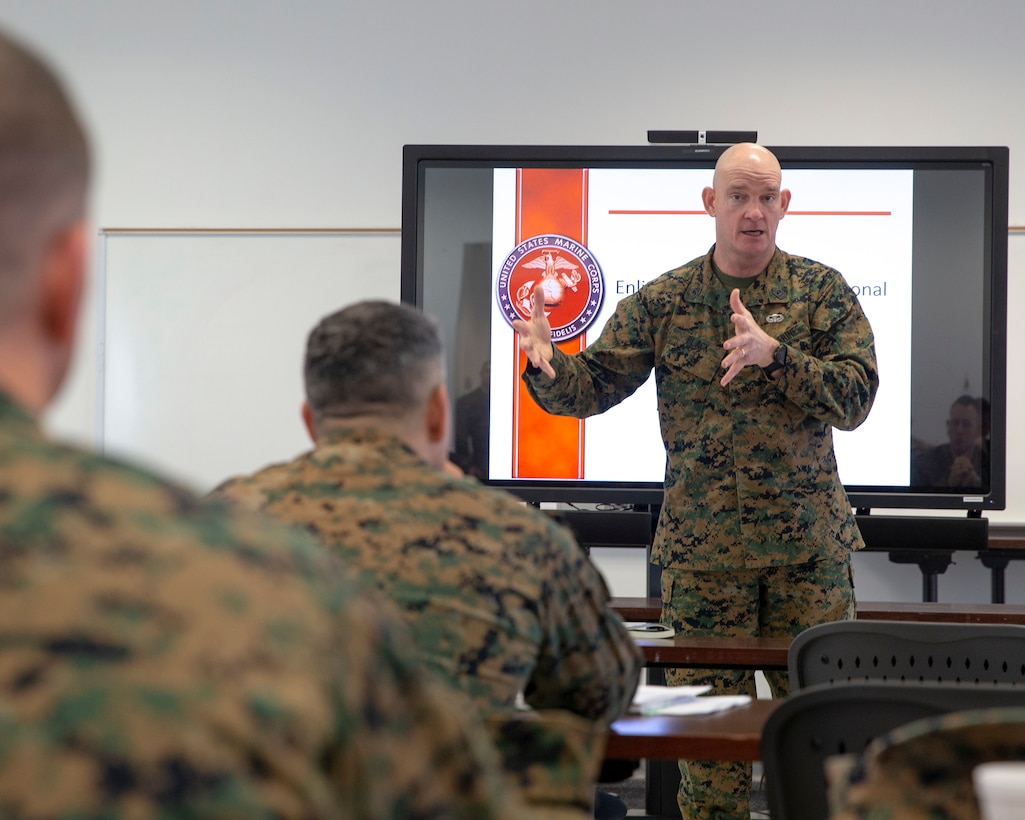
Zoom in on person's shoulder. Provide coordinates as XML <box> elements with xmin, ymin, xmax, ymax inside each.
<box><xmin>439</xmin><ymin>476</ymin><xmax>582</xmax><ymax>550</ymax></box>
<box><xmin>612</xmin><ymin>255</ymin><xmax>706</xmax><ymax>323</ymax></box>
<box><xmin>647</xmin><ymin>254</ymin><xmax>706</xmax><ymax>291</ymax></box>
<box><xmin>487</xmin><ymin>497</ymin><xmax>591</xmax><ymax>573</ymax></box>
<box><xmin>10</xmin><ymin>434</ymin><xmax>337</xmax><ymax>590</ymax></box>
<box><xmin>5</xmin><ymin>430</ymin><xmax>207</xmax><ymax>517</ymax></box>
<box><xmin>207</xmin><ymin>454</ymin><xmax>308</xmax><ymax>510</ymax></box>
<box><xmin>780</xmin><ymin>250</ymin><xmax>843</xmax><ymax>279</ymax></box>
<box><xmin>780</xmin><ymin>251</ymin><xmax>865</xmax><ymax>306</ymax></box>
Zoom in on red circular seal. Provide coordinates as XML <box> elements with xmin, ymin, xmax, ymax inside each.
<box><xmin>495</xmin><ymin>234</ymin><xmax>605</xmax><ymax>341</ymax></box>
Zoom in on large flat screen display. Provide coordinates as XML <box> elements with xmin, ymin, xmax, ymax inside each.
<box><xmin>400</xmin><ymin>144</ymin><xmax>1008</xmax><ymax>512</ymax></box>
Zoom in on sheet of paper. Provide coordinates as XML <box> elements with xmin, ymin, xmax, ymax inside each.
<box><xmin>651</xmin><ymin>695</ymin><xmax>753</xmax><ymax>716</ymax></box>
<box><xmin>630</xmin><ymin>684</ymin><xmax>712</xmax><ymax>714</ymax></box>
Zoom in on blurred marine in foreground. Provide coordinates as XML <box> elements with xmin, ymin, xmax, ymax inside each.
<box><xmin>0</xmin><ymin>26</ymin><xmax>529</xmax><ymax>819</ymax></box>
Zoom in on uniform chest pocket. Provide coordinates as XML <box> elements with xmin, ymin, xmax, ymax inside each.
<box><xmin>659</xmin><ymin>328</ymin><xmax>722</xmax><ymax>386</ymax></box>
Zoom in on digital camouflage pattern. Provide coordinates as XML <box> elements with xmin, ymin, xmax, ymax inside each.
<box><xmin>209</xmin><ymin>428</ymin><xmax>642</xmax><ymax>815</ymax></box>
<box><xmin>524</xmin><ymin>248</ymin><xmax>879</xmax><ymax>572</ymax></box>
<box><xmin>209</xmin><ymin>428</ymin><xmax>641</xmax><ymax>721</ymax></box>
<box><xmin>831</xmin><ymin>707</ymin><xmax>1025</xmax><ymax>820</ymax></box>
<box><xmin>0</xmin><ymin>390</ymin><xmax>528</xmax><ymax>820</ymax></box>
<box><xmin>485</xmin><ymin>707</ymin><xmax>612</xmax><ymax>817</ymax></box>
<box><xmin>660</xmin><ymin>559</ymin><xmax>855</xmax><ymax>819</ymax></box>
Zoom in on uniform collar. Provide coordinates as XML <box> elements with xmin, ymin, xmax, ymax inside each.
<box><xmin>684</xmin><ymin>247</ymin><xmax>791</xmax><ymax>307</ymax></box>
<box><xmin>316</xmin><ymin>426</ymin><xmax>423</xmax><ymax>463</ymax></box>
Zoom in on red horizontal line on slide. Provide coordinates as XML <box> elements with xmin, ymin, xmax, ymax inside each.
<box><xmin>608</xmin><ymin>210</ymin><xmax>892</xmax><ymax>216</ymax></box>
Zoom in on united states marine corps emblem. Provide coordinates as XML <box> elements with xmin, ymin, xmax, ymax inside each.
<box><xmin>495</xmin><ymin>234</ymin><xmax>605</xmax><ymax>341</ymax></box>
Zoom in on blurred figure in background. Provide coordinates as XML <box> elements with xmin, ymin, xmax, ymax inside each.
<box><xmin>453</xmin><ymin>358</ymin><xmax>490</xmax><ymax>478</ymax></box>
<box><xmin>912</xmin><ymin>394</ymin><xmax>986</xmax><ymax>488</ymax></box>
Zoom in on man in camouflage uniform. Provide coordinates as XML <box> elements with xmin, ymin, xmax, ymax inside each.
<box><xmin>0</xmin><ymin>26</ymin><xmax>530</xmax><ymax>819</ymax></box>
<box><xmin>209</xmin><ymin>300</ymin><xmax>643</xmax><ymax>818</ymax></box>
<box><xmin>516</xmin><ymin>143</ymin><xmax>879</xmax><ymax>819</ymax></box>
<box><xmin>830</xmin><ymin>707</ymin><xmax>1025</xmax><ymax>819</ymax></box>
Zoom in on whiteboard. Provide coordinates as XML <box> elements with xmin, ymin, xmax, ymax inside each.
<box><xmin>100</xmin><ymin>230</ymin><xmax>400</xmax><ymax>492</ymax></box>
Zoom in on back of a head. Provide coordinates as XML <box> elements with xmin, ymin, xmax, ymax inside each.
<box><xmin>304</xmin><ymin>300</ymin><xmax>444</xmax><ymax>427</ymax></box>
<box><xmin>0</xmin><ymin>29</ymin><xmax>90</xmax><ymax>327</ymax></box>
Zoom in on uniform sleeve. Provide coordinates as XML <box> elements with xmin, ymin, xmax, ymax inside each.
<box><xmin>774</xmin><ymin>274</ymin><xmax>879</xmax><ymax>432</ymax></box>
<box><xmin>521</xmin><ymin>520</ymin><xmax>642</xmax><ymax>723</ymax></box>
<box><xmin>329</xmin><ymin>593</ymin><xmax>534</xmax><ymax>820</ymax></box>
<box><xmin>523</xmin><ymin>293</ymin><xmax>658</xmax><ymax>419</ymax></box>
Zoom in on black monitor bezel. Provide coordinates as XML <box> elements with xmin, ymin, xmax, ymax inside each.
<box><xmin>400</xmin><ymin>143</ymin><xmax>1008</xmax><ymax>512</ymax></box>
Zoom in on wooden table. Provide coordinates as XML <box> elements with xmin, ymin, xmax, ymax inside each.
<box><xmin>634</xmin><ymin>634</ymin><xmax>790</xmax><ymax>669</ymax></box>
<box><xmin>614</xmin><ymin>597</ymin><xmax>1025</xmax><ymax>625</ymax></box>
<box><xmin>857</xmin><ymin>599</ymin><xmax>1025</xmax><ymax>623</ymax></box>
<box><xmin>605</xmin><ymin>699</ymin><xmax>779</xmax><ymax>761</ymax></box>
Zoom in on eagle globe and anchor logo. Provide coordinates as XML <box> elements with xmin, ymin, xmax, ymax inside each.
<box><xmin>495</xmin><ymin>234</ymin><xmax>605</xmax><ymax>340</ymax></box>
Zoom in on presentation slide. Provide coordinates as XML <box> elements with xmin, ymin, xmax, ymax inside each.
<box><xmin>487</xmin><ymin>167</ymin><xmax>913</xmax><ymax>488</ymax></box>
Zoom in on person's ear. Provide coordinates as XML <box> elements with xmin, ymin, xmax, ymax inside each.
<box><xmin>40</xmin><ymin>222</ymin><xmax>87</xmax><ymax>352</ymax></box>
<box><xmin>701</xmin><ymin>186</ymin><xmax>716</xmax><ymax>217</ymax></box>
<box><xmin>426</xmin><ymin>383</ymin><xmax>449</xmax><ymax>445</ymax></box>
<box><xmin>301</xmin><ymin>400</ymin><xmax>317</xmax><ymax>443</ymax></box>
<box><xmin>779</xmin><ymin>188</ymin><xmax>791</xmax><ymax>217</ymax></box>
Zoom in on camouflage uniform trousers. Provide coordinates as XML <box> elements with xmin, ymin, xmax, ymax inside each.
<box><xmin>660</xmin><ymin>556</ymin><xmax>856</xmax><ymax>820</ymax></box>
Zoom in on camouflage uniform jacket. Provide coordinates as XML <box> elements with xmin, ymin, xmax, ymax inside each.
<box><xmin>209</xmin><ymin>427</ymin><xmax>642</xmax><ymax>723</ymax></box>
<box><xmin>524</xmin><ymin>248</ymin><xmax>878</xmax><ymax>571</ymax></box>
<box><xmin>0</xmin><ymin>389</ymin><xmax>526</xmax><ymax>819</ymax></box>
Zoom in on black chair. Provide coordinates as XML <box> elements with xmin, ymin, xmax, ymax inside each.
<box><xmin>760</xmin><ymin>680</ymin><xmax>1025</xmax><ymax>820</ymax></box>
<box><xmin>788</xmin><ymin>619</ymin><xmax>1025</xmax><ymax>689</ymax></box>
<box><xmin>762</xmin><ymin>619</ymin><xmax>1025</xmax><ymax>820</ymax></box>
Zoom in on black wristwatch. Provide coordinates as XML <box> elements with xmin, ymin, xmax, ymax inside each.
<box><xmin>763</xmin><ymin>343</ymin><xmax>787</xmax><ymax>377</ymax></box>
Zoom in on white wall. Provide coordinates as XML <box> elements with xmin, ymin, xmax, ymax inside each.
<box><xmin>3</xmin><ymin>0</ymin><xmax>1025</xmax><ymax>603</ymax></box>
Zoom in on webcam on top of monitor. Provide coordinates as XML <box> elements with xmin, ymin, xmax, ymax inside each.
<box><xmin>647</xmin><ymin>130</ymin><xmax>758</xmax><ymax>145</ymax></box>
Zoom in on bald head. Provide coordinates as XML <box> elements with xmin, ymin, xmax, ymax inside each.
<box><xmin>0</xmin><ymin>29</ymin><xmax>90</xmax><ymax>327</ymax></box>
<box><xmin>702</xmin><ymin>143</ymin><xmax>789</xmax><ymax>277</ymax></box>
<box><xmin>712</xmin><ymin>143</ymin><xmax>783</xmax><ymax>189</ymax></box>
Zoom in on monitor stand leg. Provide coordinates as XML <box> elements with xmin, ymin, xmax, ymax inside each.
<box><xmin>885</xmin><ymin>550</ymin><xmax>954</xmax><ymax>602</ymax></box>
<box><xmin>979</xmin><ymin>552</ymin><xmax>1010</xmax><ymax>604</ymax></box>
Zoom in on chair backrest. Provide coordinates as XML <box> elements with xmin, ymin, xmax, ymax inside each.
<box><xmin>760</xmin><ymin>681</ymin><xmax>1025</xmax><ymax>820</ymax></box>
<box><xmin>788</xmin><ymin>619</ymin><xmax>1025</xmax><ymax>689</ymax></box>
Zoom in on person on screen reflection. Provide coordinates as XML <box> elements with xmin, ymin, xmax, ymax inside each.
<box><xmin>514</xmin><ymin>143</ymin><xmax>879</xmax><ymax>820</ymax></box>
<box><xmin>0</xmin><ymin>27</ymin><xmax>529</xmax><ymax>819</ymax></box>
<box><xmin>453</xmin><ymin>359</ymin><xmax>490</xmax><ymax>479</ymax></box>
<box><xmin>911</xmin><ymin>394</ymin><xmax>986</xmax><ymax>487</ymax></box>
<box><xmin>208</xmin><ymin>300</ymin><xmax>642</xmax><ymax>819</ymax></box>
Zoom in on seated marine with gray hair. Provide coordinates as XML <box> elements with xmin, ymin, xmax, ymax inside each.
<box><xmin>210</xmin><ymin>299</ymin><xmax>643</xmax><ymax>818</ymax></box>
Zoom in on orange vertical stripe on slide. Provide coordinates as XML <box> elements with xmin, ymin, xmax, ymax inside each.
<box><xmin>513</xmin><ymin>168</ymin><xmax>587</xmax><ymax>479</ymax></box>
